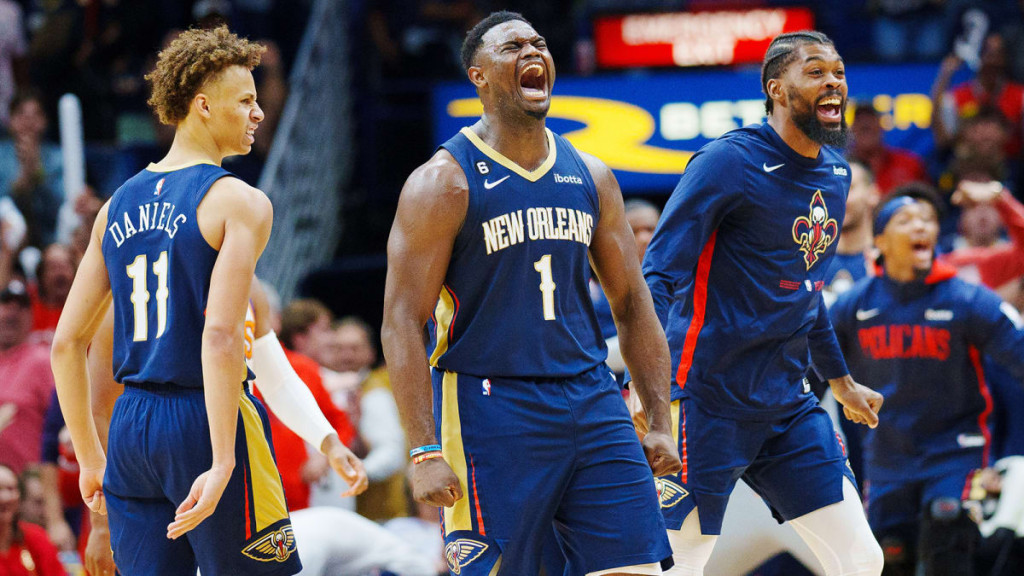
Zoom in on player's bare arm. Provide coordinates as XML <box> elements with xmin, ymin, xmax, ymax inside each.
<box><xmin>382</xmin><ymin>150</ymin><xmax>467</xmax><ymax>507</ymax></box>
<box><xmin>84</xmin><ymin>305</ymin><xmax>119</xmax><ymax>576</ymax></box>
<box><xmin>51</xmin><ymin>201</ymin><xmax>114</xmax><ymax>515</ymax></box>
<box><xmin>581</xmin><ymin>151</ymin><xmax>681</xmax><ymax>478</ymax></box>
<box><xmin>248</xmin><ymin>277</ymin><xmax>368</xmax><ymax>496</ymax></box>
<box><xmin>166</xmin><ymin>177</ymin><xmax>272</xmax><ymax>540</ymax></box>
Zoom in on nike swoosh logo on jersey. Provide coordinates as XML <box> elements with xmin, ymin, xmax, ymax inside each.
<box><xmin>763</xmin><ymin>162</ymin><xmax>784</xmax><ymax>173</ymax></box>
<box><xmin>483</xmin><ymin>175</ymin><xmax>510</xmax><ymax>189</ymax></box>
<box><xmin>856</xmin><ymin>308</ymin><xmax>880</xmax><ymax>321</ymax></box>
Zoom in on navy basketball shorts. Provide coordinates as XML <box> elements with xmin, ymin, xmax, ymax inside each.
<box><xmin>864</xmin><ymin>450</ymin><xmax>983</xmax><ymax>533</ymax></box>
<box><xmin>431</xmin><ymin>364</ymin><xmax>672</xmax><ymax>575</ymax></box>
<box><xmin>660</xmin><ymin>396</ymin><xmax>856</xmax><ymax>536</ymax></box>
<box><xmin>104</xmin><ymin>384</ymin><xmax>301</xmax><ymax>576</ymax></box>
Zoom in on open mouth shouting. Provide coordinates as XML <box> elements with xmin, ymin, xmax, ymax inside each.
<box><xmin>519</xmin><ymin>62</ymin><xmax>547</xmax><ymax>101</ymax></box>
<box><xmin>911</xmin><ymin>239</ymin><xmax>934</xmax><ymax>264</ymax></box>
<box><xmin>816</xmin><ymin>94</ymin><xmax>843</xmax><ymax>124</ymax></box>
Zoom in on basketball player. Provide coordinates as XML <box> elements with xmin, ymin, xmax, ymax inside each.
<box><xmin>81</xmin><ymin>277</ymin><xmax>369</xmax><ymax>576</ymax></box>
<box><xmin>381</xmin><ymin>11</ymin><xmax>680</xmax><ymax>576</ymax></box>
<box><xmin>831</xmin><ymin>189</ymin><xmax>1024</xmax><ymax>575</ymax></box>
<box><xmin>640</xmin><ymin>31</ymin><xmax>885</xmax><ymax>575</ymax></box>
<box><xmin>51</xmin><ymin>27</ymin><xmax>301</xmax><ymax>575</ymax></box>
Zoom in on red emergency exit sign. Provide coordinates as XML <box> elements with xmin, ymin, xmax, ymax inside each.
<box><xmin>595</xmin><ymin>8</ymin><xmax>815</xmax><ymax>69</ymax></box>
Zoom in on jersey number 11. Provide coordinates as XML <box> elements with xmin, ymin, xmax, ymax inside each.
<box><xmin>126</xmin><ymin>251</ymin><xmax>169</xmax><ymax>341</ymax></box>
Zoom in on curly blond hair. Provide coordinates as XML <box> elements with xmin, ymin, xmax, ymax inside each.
<box><xmin>146</xmin><ymin>26</ymin><xmax>265</xmax><ymax>126</ymax></box>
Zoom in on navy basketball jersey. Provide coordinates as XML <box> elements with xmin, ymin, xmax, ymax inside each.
<box><xmin>103</xmin><ymin>162</ymin><xmax>236</xmax><ymax>389</ymax></box>
<box><xmin>429</xmin><ymin>127</ymin><xmax>607</xmax><ymax>379</ymax></box>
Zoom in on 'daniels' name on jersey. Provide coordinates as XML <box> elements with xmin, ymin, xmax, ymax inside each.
<box><xmin>107</xmin><ymin>201</ymin><xmax>187</xmax><ymax>248</ymax></box>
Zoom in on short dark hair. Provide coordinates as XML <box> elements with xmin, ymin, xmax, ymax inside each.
<box><xmin>960</xmin><ymin>104</ymin><xmax>1009</xmax><ymax>130</ymax></box>
<box><xmin>9</xmin><ymin>87</ymin><xmax>44</xmax><ymax>117</ymax></box>
<box><xmin>853</xmin><ymin>100</ymin><xmax>879</xmax><ymax>117</ymax></box>
<box><xmin>460</xmin><ymin>11</ymin><xmax>530</xmax><ymax>71</ymax></box>
<box><xmin>334</xmin><ymin>315</ymin><xmax>379</xmax><ymax>358</ymax></box>
<box><xmin>761</xmin><ymin>31</ymin><xmax>835</xmax><ymax>114</ymax></box>
<box><xmin>847</xmin><ymin>159</ymin><xmax>875</xmax><ymax>184</ymax></box>
<box><xmin>878</xmin><ymin>182</ymin><xmax>945</xmax><ymax>223</ymax></box>
<box><xmin>623</xmin><ymin>198</ymin><xmax>659</xmax><ymax>216</ymax></box>
<box><xmin>279</xmin><ymin>298</ymin><xmax>332</xmax><ymax>349</ymax></box>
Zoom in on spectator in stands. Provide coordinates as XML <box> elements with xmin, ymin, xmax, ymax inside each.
<box><xmin>320</xmin><ymin>317</ymin><xmax>407</xmax><ymax>521</ymax></box>
<box><xmin>279</xmin><ymin>298</ymin><xmax>335</xmax><ymax>366</ymax></box>
<box><xmin>948</xmin><ymin>108</ymin><xmax>1016</xmax><ymax>196</ymax></box>
<box><xmin>932</xmin><ymin>32</ymin><xmax>1024</xmax><ymax>161</ymax></box>
<box><xmin>0</xmin><ymin>90</ymin><xmax>64</xmax><ymax>249</ymax></box>
<box><xmin>941</xmin><ymin>171</ymin><xmax>1024</xmax><ymax>299</ymax></box>
<box><xmin>849</xmin><ymin>102</ymin><xmax>931</xmax><ymax>196</ymax></box>
<box><xmin>29</xmin><ymin>244</ymin><xmax>75</xmax><ymax>337</ymax></box>
<box><xmin>0</xmin><ymin>463</ymin><xmax>64</xmax><ymax>576</ymax></box>
<box><xmin>37</xmin><ymin>389</ymin><xmax>81</xmax><ymax>553</ymax></box>
<box><xmin>0</xmin><ymin>0</ymin><xmax>28</xmax><ymax>130</ymax></box>
<box><xmin>868</xmin><ymin>0</ymin><xmax>947</xmax><ymax>62</ymax></box>
<box><xmin>0</xmin><ymin>280</ymin><xmax>54</xmax><ymax>476</ymax></box>
<box><xmin>15</xmin><ymin>469</ymin><xmax>44</xmax><ymax>528</ymax></box>
<box><xmin>68</xmin><ymin>185</ymin><xmax>102</xmax><ymax>258</ymax></box>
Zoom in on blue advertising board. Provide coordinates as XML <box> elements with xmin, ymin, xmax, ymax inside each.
<box><xmin>432</xmin><ymin>64</ymin><xmax>941</xmax><ymax>194</ymax></box>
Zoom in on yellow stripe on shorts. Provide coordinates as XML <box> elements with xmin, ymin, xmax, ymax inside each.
<box><xmin>671</xmin><ymin>399</ymin><xmax>681</xmax><ymax>444</ymax></box>
<box><xmin>239</xmin><ymin>393</ymin><xmax>289</xmax><ymax>532</ymax></box>
<box><xmin>440</xmin><ymin>371</ymin><xmax>471</xmax><ymax>533</ymax></box>
<box><xmin>430</xmin><ymin>286</ymin><xmax>456</xmax><ymax>366</ymax></box>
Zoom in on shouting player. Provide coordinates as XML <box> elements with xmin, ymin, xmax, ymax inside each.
<box><xmin>831</xmin><ymin>188</ymin><xmax>1024</xmax><ymax>575</ymax></box>
<box><xmin>641</xmin><ymin>31</ymin><xmax>885</xmax><ymax>576</ymax></box>
<box><xmin>382</xmin><ymin>11</ymin><xmax>680</xmax><ymax>576</ymax></box>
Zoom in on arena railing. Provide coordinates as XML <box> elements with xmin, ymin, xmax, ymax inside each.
<box><xmin>257</xmin><ymin>0</ymin><xmax>352</xmax><ymax>302</ymax></box>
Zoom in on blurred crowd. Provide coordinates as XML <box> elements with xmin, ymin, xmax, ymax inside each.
<box><xmin>2</xmin><ymin>1</ymin><xmax>1024</xmax><ymax>575</ymax></box>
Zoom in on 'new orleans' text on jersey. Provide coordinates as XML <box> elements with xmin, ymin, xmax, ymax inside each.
<box><xmin>481</xmin><ymin>207</ymin><xmax>593</xmax><ymax>255</ymax></box>
<box><xmin>430</xmin><ymin>127</ymin><xmax>606</xmax><ymax>379</ymax></box>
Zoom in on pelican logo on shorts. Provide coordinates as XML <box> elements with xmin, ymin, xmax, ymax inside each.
<box><xmin>445</xmin><ymin>538</ymin><xmax>488</xmax><ymax>574</ymax></box>
<box><xmin>655</xmin><ymin>478</ymin><xmax>689</xmax><ymax>509</ymax></box>
<box><xmin>241</xmin><ymin>525</ymin><xmax>296</xmax><ymax>563</ymax></box>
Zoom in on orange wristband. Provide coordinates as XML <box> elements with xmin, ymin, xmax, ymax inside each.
<box><xmin>413</xmin><ymin>451</ymin><xmax>444</xmax><ymax>465</ymax></box>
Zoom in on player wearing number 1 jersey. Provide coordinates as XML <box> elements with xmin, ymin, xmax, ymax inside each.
<box><xmin>383</xmin><ymin>12</ymin><xmax>679</xmax><ymax>576</ymax></box>
<box><xmin>51</xmin><ymin>27</ymin><xmax>300</xmax><ymax>576</ymax></box>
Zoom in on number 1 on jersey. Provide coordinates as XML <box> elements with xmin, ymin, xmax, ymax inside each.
<box><xmin>534</xmin><ymin>254</ymin><xmax>557</xmax><ymax>320</ymax></box>
<box><xmin>126</xmin><ymin>251</ymin><xmax>169</xmax><ymax>341</ymax></box>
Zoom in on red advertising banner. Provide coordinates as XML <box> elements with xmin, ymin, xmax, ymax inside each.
<box><xmin>595</xmin><ymin>8</ymin><xmax>815</xmax><ymax>69</ymax></box>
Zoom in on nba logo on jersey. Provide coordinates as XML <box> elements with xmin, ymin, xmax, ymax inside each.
<box><xmin>482</xmin><ymin>379</ymin><xmax>491</xmax><ymax>396</ymax></box>
<box><xmin>154</xmin><ymin>178</ymin><xmax>165</xmax><ymax>195</ymax></box>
